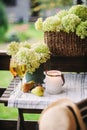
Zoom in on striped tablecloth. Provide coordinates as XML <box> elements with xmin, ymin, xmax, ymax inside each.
<box><xmin>8</xmin><ymin>72</ymin><xmax>87</xmax><ymax>109</ymax></box>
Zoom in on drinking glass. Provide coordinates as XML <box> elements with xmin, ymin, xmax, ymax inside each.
<box><xmin>9</xmin><ymin>58</ymin><xmax>17</xmax><ymax>89</ymax></box>
<box><xmin>16</xmin><ymin>62</ymin><xmax>26</xmax><ymax>86</ymax></box>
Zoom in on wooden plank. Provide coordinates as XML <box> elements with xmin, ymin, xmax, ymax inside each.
<box><xmin>0</xmin><ymin>52</ymin><xmax>10</xmax><ymax>70</ymax></box>
<box><xmin>0</xmin><ymin>51</ymin><xmax>87</xmax><ymax>71</ymax></box>
<box><xmin>0</xmin><ymin>77</ymin><xmax>20</xmax><ymax>105</ymax></box>
<box><xmin>17</xmin><ymin>109</ymin><xmax>42</xmax><ymax>130</ymax></box>
<box><xmin>0</xmin><ymin>88</ymin><xmax>6</xmax><ymax>97</ymax></box>
<box><xmin>0</xmin><ymin>119</ymin><xmax>37</xmax><ymax>130</ymax></box>
<box><xmin>45</xmin><ymin>56</ymin><xmax>87</xmax><ymax>72</ymax></box>
<box><xmin>17</xmin><ymin>109</ymin><xmax>25</xmax><ymax>130</ymax></box>
<box><xmin>18</xmin><ymin>108</ymin><xmax>42</xmax><ymax>114</ymax></box>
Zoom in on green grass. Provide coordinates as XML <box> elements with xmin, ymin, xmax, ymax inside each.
<box><xmin>0</xmin><ymin>104</ymin><xmax>18</xmax><ymax>119</ymax></box>
<box><xmin>0</xmin><ymin>104</ymin><xmax>40</xmax><ymax>120</ymax></box>
<box><xmin>0</xmin><ymin>71</ymin><xmax>12</xmax><ymax>88</ymax></box>
<box><xmin>0</xmin><ymin>71</ymin><xmax>40</xmax><ymax>120</ymax></box>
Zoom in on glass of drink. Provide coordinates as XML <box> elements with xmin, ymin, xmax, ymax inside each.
<box><xmin>16</xmin><ymin>62</ymin><xmax>26</xmax><ymax>86</ymax></box>
<box><xmin>9</xmin><ymin>57</ymin><xmax>17</xmax><ymax>89</ymax></box>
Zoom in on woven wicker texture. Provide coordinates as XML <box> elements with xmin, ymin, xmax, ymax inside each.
<box><xmin>44</xmin><ymin>31</ymin><xmax>87</xmax><ymax>56</ymax></box>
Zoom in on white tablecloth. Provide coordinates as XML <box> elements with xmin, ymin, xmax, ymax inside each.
<box><xmin>8</xmin><ymin>73</ymin><xmax>87</xmax><ymax>109</ymax></box>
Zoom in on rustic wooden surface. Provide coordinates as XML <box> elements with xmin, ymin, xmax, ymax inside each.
<box><xmin>0</xmin><ymin>51</ymin><xmax>10</xmax><ymax>70</ymax></box>
<box><xmin>45</xmin><ymin>56</ymin><xmax>87</xmax><ymax>72</ymax></box>
<box><xmin>0</xmin><ymin>120</ymin><xmax>38</xmax><ymax>130</ymax></box>
<box><xmin>0</xmin><ymin>50</ymin><xmax>87</xmax><ymax>72</ymax></box>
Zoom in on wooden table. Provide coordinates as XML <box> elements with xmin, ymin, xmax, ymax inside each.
<box><xmin>0</xmin><ymin>51</ymin><xmax>87</xmax><ymax>130</ymax></box>
<box><xmin>0</xmin><ymin>72</ymin><xmax>87</xmax><ymax>130</ymax></box>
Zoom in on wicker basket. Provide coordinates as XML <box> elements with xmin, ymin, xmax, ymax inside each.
<box><xmin>44</xmin><ymin>31</ymin><xmax>87</xmax><ymax>56</ymax></box>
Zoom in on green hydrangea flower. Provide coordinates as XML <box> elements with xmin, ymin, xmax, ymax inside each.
<box><xmin>7</xmin><ymin>41</ymin><xmax>19</xmax><ymax>56</ymax></box>
<box><xmin>68</xmin><ymin>5</ymin><xmax>87</xmax><ymax>21</ymax></box>
<box><xmin>62</xmin><ymin>14</ymin><xmax>81</xmax><ymax>33</ymax></box>
<box><xmin>7</xmin><ymin>41</ymin><xmax>50</xmax><ymax>73</ymax></box>
<box><xmin>56</xmin><ymin>10</ymin><xmax>68</xmax><ymax>19</ymax></box>
<box><xmin>32</xmin><ymin>43</ymin><xmax>50</xmax><ymax>63</ymax></box>
<box><xmin>76</xmin><ymin>21</ymin><xmax>87</xmax><ymax>39</ymax></box>
<box><xmin>43</xmin><ymin>16</ymin><xmax>61</xmax><ymax>31</ymax></box>
<box><xmin>35</xmin><ymin>5</ymin><xmax>87</xmax><ymax>39</ymax></box>
<box><xmin>19</xmin><ymin>41</ymin><xmax>31</xmax><ymax>49</ymax></box>
<box><xmin>15</xmin><ymin>48</ymin><xmax>40</xmax><ymax>73</ymax></box>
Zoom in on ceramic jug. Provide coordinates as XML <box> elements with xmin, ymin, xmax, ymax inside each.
<box><xmin>44</xmin><ymin>70</ymin><xmax>65</xmax><ymax>94</ymax></box>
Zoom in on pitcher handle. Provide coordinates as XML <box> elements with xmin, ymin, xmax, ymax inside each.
<box><xmin>61</xmin><ymin>74</ymin><xmax>65</xmax><ymax>86</ymax></box>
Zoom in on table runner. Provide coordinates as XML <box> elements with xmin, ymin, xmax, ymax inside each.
<box><xmin>8</xmin><ymin>73</ymin><xmax>87</xmax><ymax>109</ymax></box>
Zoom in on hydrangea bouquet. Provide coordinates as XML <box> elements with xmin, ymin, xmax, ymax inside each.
<box><xmin>35</xmin><ymin>5</ymin><xmax>87</xmax><ymax>39</ymax></box>
<box><xmin>7</xmin><ymin>41</ymin><xmax>50</xmax><ymax>74</ymax></box>
<box><xmin>35</xmin><ymin>5</ymin><xmax>87</xmax><ymax>57</ymax></box>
